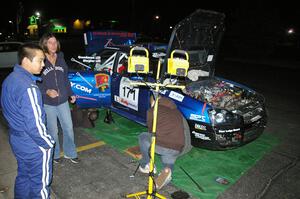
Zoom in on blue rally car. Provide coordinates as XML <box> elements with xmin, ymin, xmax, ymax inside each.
<box><xmin>68</xmin><ymin>9</ymin><xmax>267</xmax><ymax>150</ymax></box>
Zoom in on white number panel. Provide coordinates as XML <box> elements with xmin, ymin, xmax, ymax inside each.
<box><xmin>114</xmin><ymin>77</ymin><xmax>139</xmax><ymax>111</ymax></box>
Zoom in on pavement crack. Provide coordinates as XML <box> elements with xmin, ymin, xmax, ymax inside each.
<box><xmin>255</xmin><ymin>151</ymin><xmax>299</xmax><ymax>199</ymax></box>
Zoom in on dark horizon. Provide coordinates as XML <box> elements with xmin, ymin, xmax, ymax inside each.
<box><xmin>1</xmin><ymin>0</ymin><xmax>299</xmax><ymax>62</ymax></box>
<box><xmin>2</xmin><ymin>1</ymin><xmax>299</xmax><ymax>31</ymax></box>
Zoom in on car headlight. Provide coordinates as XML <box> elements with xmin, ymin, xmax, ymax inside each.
<box><xmin>215</xmin><ymin>112</ymin><xmax>225</xmax><ymax>123</ymax></box>
<box><xmin>209</xmin><ymin>109</ymin><xmax>236</xmax><ymax>126</ymax></box>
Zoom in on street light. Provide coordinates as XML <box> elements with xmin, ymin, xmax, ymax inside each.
<box><xmin>35</xmin><ymin>11</ymin><xmax>40</xmax><ymax>18</ymax></box>
<box><xmin>8</xmin><ymin>20</ymin><xmax>15</xmax><ymax>36</ymax></box>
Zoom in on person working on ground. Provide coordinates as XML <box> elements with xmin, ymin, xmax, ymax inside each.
<box><xmin>138</xmin><ymin>95</ymin><xmax>185</xmax><ymax>189</ymax></box>
<box><xmin>38</xmin><ymin>33</ymin><xmax>79</xmax><ymax>164</ymax></box>
<box><xmin>1</xmin><ymin>43</ymin><xmax>55</xmax><ymax>198</ymax></box>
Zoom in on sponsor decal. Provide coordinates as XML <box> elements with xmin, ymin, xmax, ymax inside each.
<box><xmin>190</xmin><ymin>114</ymin><xmax>206</xmax><ymax>122</ymax></box>
<box><xmin>95</xmin><ymin>73</ymin><xmax>109</xmax><ymax>92</ymax></box>
<box><xmin>114</xmin><ymin>95</ymin><xmax>138</xmax><ymax>111</ymax></box>
<box><xmin>207</xmin><ymin>55</ymin><xmax>213</xmax><ymax>62</ymax></box>
<box><xmin>71</xmin><ymin>82</ymin><xmax>92</xmax><ymax>94</ymax></box>
<box><xmin>218</xmin><ymin>128</ymin><xmax>240</xmax><ymax>133</ymax></box>
<box><xmin>152</xmin><ymin>52</ymin><xmax>166</xmax><ymax>58</ymax></box>
<box><xmin>78</xmin><ymin>56</ymin><xmax>101</xmax><ymax>63</ymax></box>
<box><xmin>169</xmin><ymin>91</ymin><xmax>184</xmax><ymax>102</ymax></box>
<box><xmin>195</xmin><ymin>123</ymin><xmax>207</xmax><ymax>131</ymax></box>
<box><xmin>159</xmin><ymin>90</ymin><xmax>167</xmax><ymax>95</ymax></box>
<box><xmin>192</xmin><ymin>131</ymin><xmax>211</xmax><ymax>140</ymax></box>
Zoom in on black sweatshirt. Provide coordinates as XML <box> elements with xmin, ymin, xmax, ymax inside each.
<box><xmin>38</xmin><ymin>52</ymin><xmax>73</xmax><ymax>106</ymax></box>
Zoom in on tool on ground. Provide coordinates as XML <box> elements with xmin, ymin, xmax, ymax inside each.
<box><xmin>129</xmin><ymin>163</ymin><xmax>140</xmax><ymax>178</ymax></box>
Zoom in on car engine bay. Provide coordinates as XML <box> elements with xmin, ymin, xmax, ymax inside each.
<box><xmin>184</xmin><ymin>79</ymin><xmax>255</xmax><ymax>109</ymax></box>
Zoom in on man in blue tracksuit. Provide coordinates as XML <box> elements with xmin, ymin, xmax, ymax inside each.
<box><xmin>1</xmin><ymin>43</ymin><xmax>54</xmax><ymax>199</ymax></box>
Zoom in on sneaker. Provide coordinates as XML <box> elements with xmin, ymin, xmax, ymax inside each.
<box><xmin>155</xmin><ymin>168</ymin><xmax>172</xmax><ymax>190</ymax></box>
<box><xmin>53</xmin><ymin>158</ymin><xmax>60</xmax><ymax>164</ymax></box>
<box><xmin>64</xmin><ymin>156</ymin><xmax>80</xmax><ymax>164</ymax></box>
<box><xmin>138</xmin><ymin>163</ymin><xmax>157</xmax><ymax>174</ymax></box>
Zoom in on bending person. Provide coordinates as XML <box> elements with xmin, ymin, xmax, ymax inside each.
<box><xmin>138</xmin><ymin>95</ymin><xmax>185</xmax><ymax>189</ymax></box>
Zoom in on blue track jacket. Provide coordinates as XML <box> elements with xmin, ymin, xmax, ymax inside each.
<box><xmin>1</xmin><ymin>64</ymin><xmax>54</xmax><ymax>149</ymax></box>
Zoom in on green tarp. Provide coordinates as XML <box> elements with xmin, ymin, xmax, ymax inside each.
<box><xmin>84</xmin><ymin>109</ymin><xmax>279</xmax><ymax>199</ymax></box>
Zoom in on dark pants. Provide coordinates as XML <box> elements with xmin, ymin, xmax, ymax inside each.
<box><xmin>138</xmin><ymin>132</ymin><xmax>180</xmax><ymax>171</ymax></box>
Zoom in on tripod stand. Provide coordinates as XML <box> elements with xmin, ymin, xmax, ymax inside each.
<box><xmin>126</xmin><ymin>62</ymin><xmax>185</xmax><ymax>199</ymax></box>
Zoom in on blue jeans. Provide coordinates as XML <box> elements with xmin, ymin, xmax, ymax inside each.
<box><xmin>138</xmin><ymin>132</ymin><xmax>180</xmax><ymax>171</ymax></box>
<box><xmin>44</xmin><ymin>102</ymin><xmax>77</xmax><ymax>159</ymax></box>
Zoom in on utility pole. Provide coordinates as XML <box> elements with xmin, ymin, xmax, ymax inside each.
<box><xmin>16</xmin><ymin>1</ymin><xmax>24</xmax><ymax>35</ymax></box>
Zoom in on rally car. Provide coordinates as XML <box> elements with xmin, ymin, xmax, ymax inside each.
<box><xmin>68</xmin><ymin>9</ymin><xmax>267</xmax><ymax>150</ymax></box>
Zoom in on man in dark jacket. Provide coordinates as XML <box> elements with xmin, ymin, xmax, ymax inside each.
<box><xmin>138</xmin><ymin>95</ymin><xmax>184</xmax><ymax>189</ymax></box>
<box><xmin>1</xmin><ymin>43</ymin><xmax>54</xmax><ymax>198</ymax></box>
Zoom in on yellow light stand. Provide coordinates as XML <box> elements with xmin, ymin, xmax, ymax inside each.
<box><xmin>126</xmin><ymin>58</ymin><xmax>186</xmax><ymax>199</ymax></box>
<box><xmin>128</xmin><ymin>46</ymin><xmax>149</xmax><ymax>74</ymax></box>
<box><xmin>167</xmin><ymin>49</ymin><xmax>189</xmax><ymax>76</ymax></box>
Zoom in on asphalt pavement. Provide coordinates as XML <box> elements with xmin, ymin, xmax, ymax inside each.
<box><xmin>0</xmin><ymin>114</ymin><xmax>192</xmax><ymax>199</ymax></box>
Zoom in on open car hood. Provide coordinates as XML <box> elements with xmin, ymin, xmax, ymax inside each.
<box><xmin>163</xmin><ymin>9</ymin><xmax>225</xmax><ymax>80</ymax></box>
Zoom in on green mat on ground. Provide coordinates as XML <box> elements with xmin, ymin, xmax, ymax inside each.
<box><xmin>84</xmin><ymin>109</ymin><xmax>279</xmax><ymax>199</ymax></box>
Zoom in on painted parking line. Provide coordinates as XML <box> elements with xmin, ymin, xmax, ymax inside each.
<box><xmin>124</xmin><ymin>145</ymin><xmax>142</xmax><ymax>160</ymax></box>
<box><xmin>59</xmin><ymin>141</ymin><xmax>106</xmax><ymax>157</ymax></box>
<box><xmin>77</xmin><ymin>141</ymin><xmax>106</xmax><ymax>153</ymax></box>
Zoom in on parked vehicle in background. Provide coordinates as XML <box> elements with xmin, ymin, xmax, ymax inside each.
<box><xmin>68</xmin><ymin>9</ymin><xmax>267</xmax><ymax>150</ymax></box>
<box><xmin>0</xmin><ymin>42</ymin><xmax>23</xmax><ymax>69</ymax></box>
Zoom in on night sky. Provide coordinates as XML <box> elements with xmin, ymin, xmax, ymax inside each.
<box><xmin>2</xmin><ymin>0</ymin><xmax>299</xmax><ymax>30</ymax></box>
<box><xmin>1</xmin><ymin>0</ymin><xmax>299</xmax><ymax>52</ymax></box>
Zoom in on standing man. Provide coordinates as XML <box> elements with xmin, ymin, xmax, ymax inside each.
<box><xmin>138</xmin><ymin>95</ymin><xmax>185</xmax><ymax>189</ymax></box>
<box><xmin>1</xmin><ymin>43</ymin><xmax>54</xmax><ymax>199</ymax></box>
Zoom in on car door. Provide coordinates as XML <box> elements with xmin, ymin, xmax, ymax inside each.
<box><xmin>110</xmin><ymin>51</ymin><xmax>150</xmax><ymax>124</ymax></box>
<box><xmin>68</xmin><ymin>70</ymin><xmax>111</xmax><ymax>109</ymax></box>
